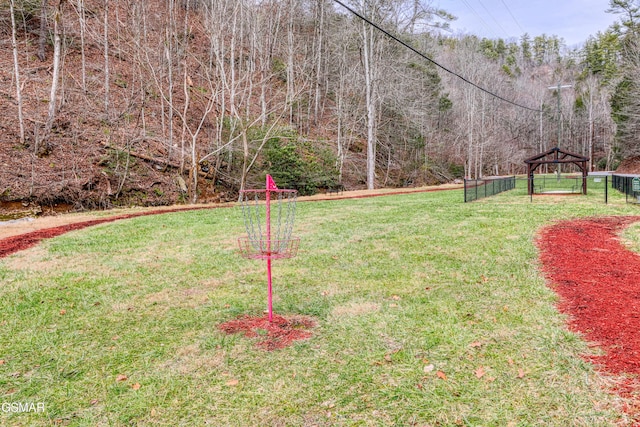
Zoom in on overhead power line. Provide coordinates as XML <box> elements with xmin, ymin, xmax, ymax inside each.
<box><xmin>459</xmin><ymin>0</ymin><xmax>499</xmax><ymax>38</ymax></box>
<box><xmin>475</xmin><ymin>0</ymin><xmax>512</xmax><ymax>39</ymax></box>
<box><xmin>499</xmin><ymin>0</ymin><xmax>526</xmax><ymax>34</ymax></box>
<box><xmin>331</xmin><ymin>0</ymin><xmax>542</xmax><ymax>113</ymax></box>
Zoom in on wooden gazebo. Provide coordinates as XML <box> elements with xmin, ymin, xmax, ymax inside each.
<box><xmin>524</xmin><ymin>147</ymin><xmax>589</xmax><ymax>195</ymax></box>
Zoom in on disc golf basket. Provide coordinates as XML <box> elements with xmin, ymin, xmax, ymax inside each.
<box><xmin>237</xmin><ymin>175</ymin><xmax>299</xmax><ymax>321</ymax></box>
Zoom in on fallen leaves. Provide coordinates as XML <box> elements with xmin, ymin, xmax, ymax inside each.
<box><xmin>225</xmin><ymin>379</ymin><xmax>239</xmax><ymax>387</ymax></box>
<box><xmin>114</xmin><ymin>374</ymin><xmax>141</xmax><ymax>390</ymax></box>
<box><xmin>321</xmin><ymin>400</ymin><xmax>336</xmax><ymax>409</ymax></box>
<box><xmin>417</xmin><ymin>358</ymin><xmax>527</xmax><ymax>386</ymax></box>
<box><xmin>420</xmin><ymin>362</ymin><xmax>446</xmax><ymax>380</ymax></box>
<box><xmin>473</xmin><ymin>366</ymin><xmax>497</xmax><ymax>383</ymax></box>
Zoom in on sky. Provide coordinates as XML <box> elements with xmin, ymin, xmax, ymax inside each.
<box><xmin>435</xmin><ymin>0</ymin><xmax>621</xmax><ymax>47</ymax></box>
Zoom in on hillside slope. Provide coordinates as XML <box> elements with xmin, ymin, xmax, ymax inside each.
<box><xmin>0</xmin><ymin>2</ymin><xmax>339</xmax><ymax>214</ymax></box>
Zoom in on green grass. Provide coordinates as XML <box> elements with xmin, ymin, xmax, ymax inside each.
<box><xmin>0</xmin><ymin>187</ymin><xmax>638</xmax><ymax>426</ymax></box>
<box><xmin>621</xmin><ymin>221</ymin><xmax>640</xmax><ymax>253</ymax></box>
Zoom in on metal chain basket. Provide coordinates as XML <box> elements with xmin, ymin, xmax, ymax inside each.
<box><xmin>237</xmin><ymin>188</ymin><xmax>299</xmax><ymax>259</ymax></box>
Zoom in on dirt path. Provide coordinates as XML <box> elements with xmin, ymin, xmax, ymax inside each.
<box><xmin>537</xmin><ymin>216</ymin><xmax>640</xmax><ymax>422</ymax></box>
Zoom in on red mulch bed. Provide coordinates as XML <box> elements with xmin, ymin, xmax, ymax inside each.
<box><xmin>537</xmin><ymin>215</ymin><xmax>640</xmax><ymax>420</ymax></box>
<box><xmin>218</xmin><ymin>314</ymin><xmax>316</xmax><ymax>350</ymax></box>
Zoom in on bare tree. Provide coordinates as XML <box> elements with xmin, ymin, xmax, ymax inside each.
<box><xmin>77</xmin><ymin>0</ymin><xmax>87</xmax><ymax>93</ymax></box>
<box><xmin>10</xmin><ymin>0</ymin><xmax>25</xmax><ymax>145</ymax></box>
<box><xmin>103</xmin><ymin>0</ymin><xmax>110</xmax><ymax>117</ymax></box>
<box><xmin>42</xmin><ymin>0</ymin><xmax>66</xmax><ymax>150</ymax></box>
<box><xmin>285</xmin><ymin>0</ymin><xmax>295</xmax><ymax>125</ymax></box>
<box><xmin>37</xmin><ymin>0</ymin><xmax>48</xmax><ymax>62</ymax></box>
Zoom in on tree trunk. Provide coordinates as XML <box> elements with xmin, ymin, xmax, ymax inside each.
<box><xmin>362</xmin><ymin>18</ymin><xmax>376</xmax><ymax>189</ymax></box>
<box><xmin>43</xmin><ymin>0</ymin><xmax>64</xmax><ymax>147</ymax></box>
<box><xmin>312</xmin><ymin>0</ymin><xmax>326</xmax><ymax>125</ymax></box>
<box><xmin>181</xmin><ymin>60</ymin><xmax>190</xmax><ymax>176</ymax></box>
<box><xmin>78</xmin><ymin>0</ymin><xmax>87</xmax><ymax>93</ymax></box>
<box><xmin>103</xmin><ymin>0</ymin><xmax>110</xmax><ymax>117</ymax></box>
<box><xmin>165</xmin><ymin>27</ymin><xmax>175</xmax><ymax>165</ymax></box>
<box><xmin>286</xmin><ymin>0</ymin><xmax>295</xmax><ymax>125</ymax></box>
<box><xmin>10</xmin><ymin>0</ymin><xmax>25</xmax><ymax>145</ymax></box>
<box><xmin>37</xmin><ymin>0</ymin><xmax>48</xmax><ymax>62</ymax></box>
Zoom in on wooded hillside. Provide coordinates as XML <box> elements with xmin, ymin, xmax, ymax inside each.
<box><xmin>1</xmin><ymin>0</ymin><xmax>636</xmax><ymax>211</ymax></box>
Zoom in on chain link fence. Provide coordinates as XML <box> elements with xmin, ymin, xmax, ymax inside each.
<box><xmin>464</xmin><ymin>176</ymin><xmax>516</xmax><ymax>202</ymax></box>
<box><xmin>612</xmin><ymin>174</ymin><xmax>640</xmax><ymax>203</ymax></box>
<box><xmin>464</xmin><ymin>174</ymin><xmax>611</xmax><ymax>203</ymax></box>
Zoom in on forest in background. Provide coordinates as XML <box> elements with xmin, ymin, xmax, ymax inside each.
<box><xmin>1</xmin><ymin>0</ymin><xmax>639</xmax><ymax>211</ymax></box>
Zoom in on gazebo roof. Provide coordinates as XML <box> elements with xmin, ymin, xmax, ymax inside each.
<box><xmin>524</xmin><ymin>147</ymin><xmax>589</xmax><ymax>165</ymax></box>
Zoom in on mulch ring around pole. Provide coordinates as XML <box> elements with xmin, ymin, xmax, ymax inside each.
<box><xmin>218</xmin><ymin>314</ymin><xmax>316</xmax><ymax>350</ymax></box>
<box><xmin>537</xmin><ymin>215</ymin><xmax>640</xmax><ymax>421</ymax></box>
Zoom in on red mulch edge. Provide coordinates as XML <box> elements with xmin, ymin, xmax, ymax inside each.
<box><xmin>218</xmin><ymin>314</ymin><xmax>316</xmax><ymax>350</ymax></box>
<box><xmin>537</xmin><ymin>215</ymin><xmax>640</xmax><ymax>420</ymax></box>
<box><xmin>0</xmin><ymin>206</ymin><xmax>217</xmax><ymax>259</ymax></box>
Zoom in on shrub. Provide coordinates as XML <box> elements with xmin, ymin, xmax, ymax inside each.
<box><xmin>261</xmin><ymin>134</ymin><xmax>339</xmax><ymax>196</ymax></box>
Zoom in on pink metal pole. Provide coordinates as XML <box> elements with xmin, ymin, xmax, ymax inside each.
<box><xmin>266</xmin><ymin>258</ymin><xmax>273</xmax><ymax>321</ymax></box>
<box><xmin>265</xmin><ymin>175</ymin><xmax>273</xmax><ymax>321</ymax></box>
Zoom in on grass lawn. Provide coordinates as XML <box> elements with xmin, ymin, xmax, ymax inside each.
<box><xmin>0</xmin><ymin>184</ymin><xmax>638</xmax><ymax>426</ymax></box>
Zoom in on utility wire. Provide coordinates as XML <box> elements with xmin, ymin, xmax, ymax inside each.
<box><xmin>476</xmin><ymin>0</ymin><xmax>512</xmax><ymax>39</ymax></box>
<box><xmin>331</xmin><ymin>0</ymin><xmax>542</xmax><ymax>113</ymax></box>
<box><xmin>499</xmin><ymin>0</ymin><xmax>526</xmax><ymax>34</ymax></box>
<box><xmin>459</xmin><ymin>0</ymin><xmax>499</xmax><ymax>38</ymax></box>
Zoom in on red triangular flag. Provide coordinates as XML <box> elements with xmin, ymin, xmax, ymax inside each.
<box><xmin>266</xmin><ymin>174</ymin><xmax>278</xmax><ymax>190</ymax></box>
